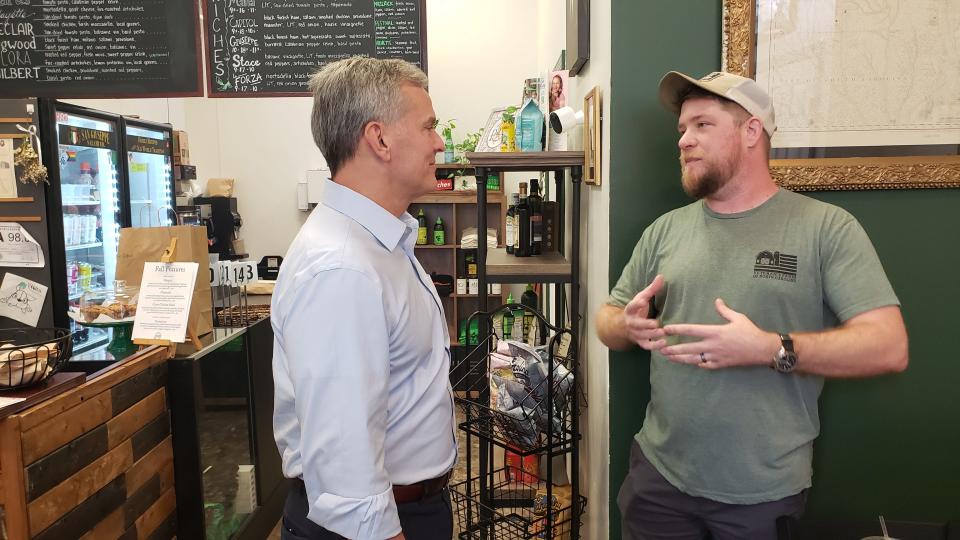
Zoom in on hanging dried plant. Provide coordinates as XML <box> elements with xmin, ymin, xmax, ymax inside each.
<box><xmin>13</xmin><ymin>137</ymin><xmax>48</xmax><ymax>184</ymax></box>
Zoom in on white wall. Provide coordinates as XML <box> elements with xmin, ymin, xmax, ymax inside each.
<box><xmin>542</xmin><ymin>0</ymin><xmax>612</xmax><ymax>537</ymax></box>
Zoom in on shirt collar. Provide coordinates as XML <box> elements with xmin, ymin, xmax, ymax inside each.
<box><xmin>322</xmin><ymin>179</ymin><xmax>413</xmax><ymax>252</ymax></box>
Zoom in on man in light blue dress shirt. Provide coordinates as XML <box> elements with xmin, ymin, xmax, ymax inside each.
<box><xmin>272</xmin><ymin>56</ymin><xmax>458</xmax><ymax>539</ymax></box>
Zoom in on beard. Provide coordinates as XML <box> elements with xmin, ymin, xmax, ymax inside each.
<box><xmin>679</xmin><ymin>146</ymin><xmax>741</xmax><ymax>199</ymax></box>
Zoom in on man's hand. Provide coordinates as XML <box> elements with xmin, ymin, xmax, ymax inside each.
<box><xmin>622</xmin><ymin>275</ymin><xmax>667</xmax><ymax>350</ymax></box>
<box><xmin>660</xmin><ymin>298</ymin><xmax>780</xmax><ymax>369</ymax></box>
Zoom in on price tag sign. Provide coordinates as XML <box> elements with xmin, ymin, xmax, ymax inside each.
<box><xmin>0</xmin><ymin>223</ymin><xmax>45</xmax><ymax>268</ymax></box>
<box><xmin>219</xmin><ymin>262</ymin><xmax>232</xmax><ymax>286</ymax></box>
<box><xmin>208</xmin><ymin>263</ymin><xmax>220</xmax><ymax>286</ymax></box>
<box><xmin>229</xmin><ymin>261</ymin><xmax>259</xmax><ymax>286</ymax></box>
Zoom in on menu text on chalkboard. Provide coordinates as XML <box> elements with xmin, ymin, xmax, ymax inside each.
<box><xmin>205</xmin><ymin>0</ymin><xmax>425</xmax><ymax>97</ymax></box>
<box><xmin>0</xmin><ymin>0</ymin><xmax>202</xmax><ymax>98</ymax></box>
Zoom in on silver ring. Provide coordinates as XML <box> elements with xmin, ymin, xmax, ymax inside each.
<box><xmin>700</xmin><ymin>352</ymin><xmax>706</xmax><ymax>363</ymax></box>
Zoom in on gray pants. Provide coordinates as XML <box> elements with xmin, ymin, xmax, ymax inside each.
<box><xmin>282</xmin><ymin>478</ymin><xmax>453</xmax><ymax>540</ymax></box>
<box><xmin>618</xmin><ymin>440</ymin><xmax>805</xmax><ymax>540</ymax></box>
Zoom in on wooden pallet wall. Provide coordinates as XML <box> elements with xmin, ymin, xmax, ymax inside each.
<box><xmin>0</xmin><ymin>347</ymin><xmax>175</xmax><ymax>539</ymax></box>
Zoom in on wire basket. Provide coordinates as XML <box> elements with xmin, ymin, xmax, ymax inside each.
<box><xmin>0</xmin><ymin>328</ymin><xmax>73</xmax><ymax>391</ymax></box>
<box><xmin>452</xmin><ymin>305</ymin><xmax>578</xmax><ymax>454</ymax></box>
<box><xmin>216</xmin><ymin>304</ymin><xmax>271</xmax><ymax>327</ymax></box>
<box><xmin>451</xmin><ymin>467</ymin><xmax>587</xmax><ymax>540</ymax></box>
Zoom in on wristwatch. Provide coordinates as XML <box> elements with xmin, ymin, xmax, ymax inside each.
<box><xmin>773</xmin><ymin>333</ymin><xmax>797</xmax><ymax>373</ymax></box>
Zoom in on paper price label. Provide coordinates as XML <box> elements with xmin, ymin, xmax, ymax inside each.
<box><xmin>218</xmin><ymin>262</ymin><xmax>232</xmax><ymax>286</ymax></box>
<box><xmin>208</xmin><ymin>263</ymin><xmax>220</xmax><ymax>285</ymax></box>
<box><xmin>229</xmin><ymin>261</ymin><xmax>258</xmax><ymax>286</ymax></box>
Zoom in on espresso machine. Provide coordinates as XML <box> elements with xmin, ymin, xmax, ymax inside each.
<box><xmin>193</xmin><ymin>196</ymin><xmax>246</xmax><ymax>260</ymax></box>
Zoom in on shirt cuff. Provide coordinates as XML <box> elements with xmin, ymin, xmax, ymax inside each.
<box><xmin>307</xmin><ymin>485</ymin><xmax>401</xmax><ymax>539</ymax></box>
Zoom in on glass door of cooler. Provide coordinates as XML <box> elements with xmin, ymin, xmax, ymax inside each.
<box><xmin>122</xmin><ymin>120</ymin><xmax>174</xmax><ymax>227</ymax></box>
<box><xmin>55</xmin><ymin>109</ymin><xmax>123</xmax><ymax>353</ymax></box>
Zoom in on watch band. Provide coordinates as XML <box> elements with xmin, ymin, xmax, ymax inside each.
<box><xmin>774</xmin><ymin>332</ymin><xmax>797</xmax><ymax>373</ymax></box>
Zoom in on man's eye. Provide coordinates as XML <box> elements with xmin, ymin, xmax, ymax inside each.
<box><xmin>430</xmin><ymin>120</ymin><xmax>439</xmax><ymax>129</ymax></box>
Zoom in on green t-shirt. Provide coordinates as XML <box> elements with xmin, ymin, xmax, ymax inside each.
<box><xmin>609</xmin><ymin>189</ymin><xmax>899</xmax><ymax>504</ymax></box>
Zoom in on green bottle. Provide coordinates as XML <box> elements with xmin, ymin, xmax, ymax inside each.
<box><xmin>521</xmin><ymin>284</ymin><xmax>542</xmax><ymax>344</ymax></box>
<box><xmin>416</xmin><ymin>209</ymin><xmax>428</xmax><ymax>245</ymax></box>
<box><xmin>433</xmin><ymin>216</ymin><xmax>445</xmax><ymax>245</ymax></box>
<box><xmin>511</xmin><ymin>296</ymin><xmax>524</xmax><ymax>340</ymax></box>
<box><xmin>503</xmin><ymin>293</ymin><xmax>515</xmax><ymax>339</ymax></box>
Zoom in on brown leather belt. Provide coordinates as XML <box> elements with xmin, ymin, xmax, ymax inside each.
<box><xmin>392</xmin><ymin>470</ymin><xmax>452</xmax><ymax>504</ymax></box>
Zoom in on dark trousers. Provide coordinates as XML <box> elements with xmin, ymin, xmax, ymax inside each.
<box><xmin>281</xmin><ymin>478</ymin><xmax>453</xmax><ymax>540</ymax></box>
<box><xmin>618</xmin><ymin>440</ymin><xmax>806</xmax><ymax>540</ymax></box>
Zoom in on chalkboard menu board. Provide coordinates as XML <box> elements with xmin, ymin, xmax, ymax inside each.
<box><xmin>0</xmin><ymin>0</ymin><xmax>202</xmax><ymax>98</ymax></box>
<box><xmin>204</xmin><ymin>0</ymin><xmax>426</xmax><ymax>97</ymax></box>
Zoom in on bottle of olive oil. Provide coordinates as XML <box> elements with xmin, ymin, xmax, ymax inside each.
<box><xmin>416</xmin><ymin>209</ymin><xmax>428</xmax><ymax>245</ymax></box>
<box><xmin>516</xmin><ymin>183</ymin><xmax>531</xmax><ymax>257</ymax></box>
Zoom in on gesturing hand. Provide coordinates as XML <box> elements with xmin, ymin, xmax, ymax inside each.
<box><xmin>623</xmin><ymin>275</ymin><xmax>666</xmax><ymax>350</ymax></box>
<box><xmin>660</xmin><ymin>298</ymin><xmax>780</xmax><ymax>369</ymax></box>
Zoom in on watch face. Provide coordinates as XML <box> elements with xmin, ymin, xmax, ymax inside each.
<box><xmin>776</xmin><ymin>352</ymin><xmax>797</xmax><ymax>373</ymax></box>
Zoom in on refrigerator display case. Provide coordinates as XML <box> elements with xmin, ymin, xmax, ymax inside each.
<box><xmin>123</xmin><ymin>118</ymin><xmax>175</xmax><ymax>228</ymax></box>
<box><xmin>41</xmin><ymin>101</ymin><xmax>126</xmax><ymax>353</ymax></box>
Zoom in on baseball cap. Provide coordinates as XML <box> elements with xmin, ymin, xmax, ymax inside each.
<box><xmin>659</xmin><ymin>71</ymin><xmax>777</xmax><ymax>137</ymax></box>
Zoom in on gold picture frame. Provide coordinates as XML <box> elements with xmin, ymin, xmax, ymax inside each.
<box><xmin>722</xmin><ymin>0</ymin><xmax>960</xmax><ymax>191</ymax></box>
<box><xmin>583</xmin><ymin>86</ymin><xmax>601</xmax><ymax>186</ymax></box>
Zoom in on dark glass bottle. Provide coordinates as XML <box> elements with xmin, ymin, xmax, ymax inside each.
<box><xmin>528</xmin><ymin>178</ymin><xmax>543</xmax><ymax>255</ymax></box>
<box><xmin>520</xmin><ymin>283</ymin><xmax>545</xmax><ymax>344</ymax></box>
<box><xmin>516</xmin><ymin>182</ymin><xmax>531</xmax><ymax>257</ymax></box>
<box><xmin>506</xmin><ymin>193</ymin><xmax>518</xmax><ymax>255</ymax></box>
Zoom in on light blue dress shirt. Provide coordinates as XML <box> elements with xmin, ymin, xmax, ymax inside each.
<box><xmin>272</xmin><ymin>179</ymin><xmax>457</xmax><ymax>539</ymax></box>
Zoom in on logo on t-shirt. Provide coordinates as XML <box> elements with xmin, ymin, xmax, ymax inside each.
<box><xmin>753</xmin><ymin>250</ymin><xmax>797</xmax><ymax>282</ymax></box>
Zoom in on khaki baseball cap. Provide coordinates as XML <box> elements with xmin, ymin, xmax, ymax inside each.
<box><xmin>659</xmin><ymin>71</ymin><xmax>777</xmax><ymax>137</ymax></box>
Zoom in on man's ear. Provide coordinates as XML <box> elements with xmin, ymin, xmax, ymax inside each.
<box><xmin>361</xmin><ymin>121</ymin><xmax>390</xmax><ymax>161</ymax></box>
<box><xmin>743</xmin><ymin>117</ymin><xmax>764</xmax><ymax>148</ymax></box>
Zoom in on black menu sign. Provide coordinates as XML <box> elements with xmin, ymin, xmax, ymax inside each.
<box><xmin>205</xmin><ymin>0</ymin><xmax>426</xmax><ymax>97</ymax></box>
<box><xmin>0</xmin><ymin>0</ymin><xmax>202</xmax><ymax>98</ymax></box>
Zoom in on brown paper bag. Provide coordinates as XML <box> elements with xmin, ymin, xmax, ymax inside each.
<box><xmin>116</xmin><ymin>225</ymin><xmax>213</xmax><ymax>337</ymax></box>
<box><xmin>206</xmin><ymin>178</ymin><xmax>235</xmax><ymax>197</ymax></box>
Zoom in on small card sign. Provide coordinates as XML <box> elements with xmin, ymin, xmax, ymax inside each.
<box><xmin>133</xmin><ymin>262</ymin><xmax>199</xmax><ymax>343</ymax></box>
<box><xmin>208</xmin><ymin>260</ymin><xmax>258</xmax><ymax>287</ymax></box>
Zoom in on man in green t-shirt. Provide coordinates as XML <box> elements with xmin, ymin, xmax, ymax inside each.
<box><xmin>597</xmin><ymin>70</ymin><xmax>909</xmax><ymax>540</ymax></box>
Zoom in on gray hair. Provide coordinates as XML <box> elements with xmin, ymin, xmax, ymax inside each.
<box><xmin>308</xmin><ymin>57</ymin><xmax>429</xmax><ymax>174</ymax></box>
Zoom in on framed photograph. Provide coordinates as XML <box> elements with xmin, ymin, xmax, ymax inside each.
<box><xmin>566</xmin><ymin>0</ymin><xmax>590</xmax><ymax>76</ymax></box>
<box><xmin>549</xmin><ymin>70</ymin><xmax>569</xmax><ymax>114</ymax></box>
<box><xmin>722</xmin><ymin>0</ymin><xmax>960</xmax><ymax>190</ymax></box>
<box><xmin>476</xmin><ymin>107</ymin><xmax>507</xmax><ymax>153</ymax></box>
<box><xmin>583</xmin><ymin>86</ymin><xmax>601</xmax><ymax>186</ymax></box>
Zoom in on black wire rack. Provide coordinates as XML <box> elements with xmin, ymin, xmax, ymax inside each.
<box><xmin>451</xmin><ymin>304</ymin><xmax>578</xmax><ymax>455</ymax></box>
<box><xmin>451</xmin><ymin>467</ymin><xmax>587</xmax><ymax>540</ymax></box>
<box><xmin>0</xmin><ymin>328</ymin><xmax>73</xmax><ymax>391</ymax></box>
<box><xmin>451</xmin><ymin>304</ymin><xmax>586</xmax><ymax>540</ymax></box>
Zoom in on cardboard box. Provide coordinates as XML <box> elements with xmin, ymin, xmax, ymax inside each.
<box><xmin>173</xmin><ymin>130</ymin><xmax>190</xmax><ymax>165</ymax></box>
<box><xmin>173</xmin><ymin>164</ymin><xmax>197</xmax><ymax>180</ymax></box>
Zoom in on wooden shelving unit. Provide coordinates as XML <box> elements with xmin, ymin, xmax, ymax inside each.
<box><xmin>408</xmin><ymin>183</ymin><xmax>507</xmax><ymax>346</ymax></box>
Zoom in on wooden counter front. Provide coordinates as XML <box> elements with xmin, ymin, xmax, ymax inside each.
<box><xmin>0</xmin><ymin>346</ymin><xmax>174</xmax><ymax>539</ymax></box>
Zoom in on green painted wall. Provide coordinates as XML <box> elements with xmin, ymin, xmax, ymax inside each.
<box><xmin>608</xmin><ymin>2</ymin><xmax>960</xmax><ymax>538</ymax></box>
